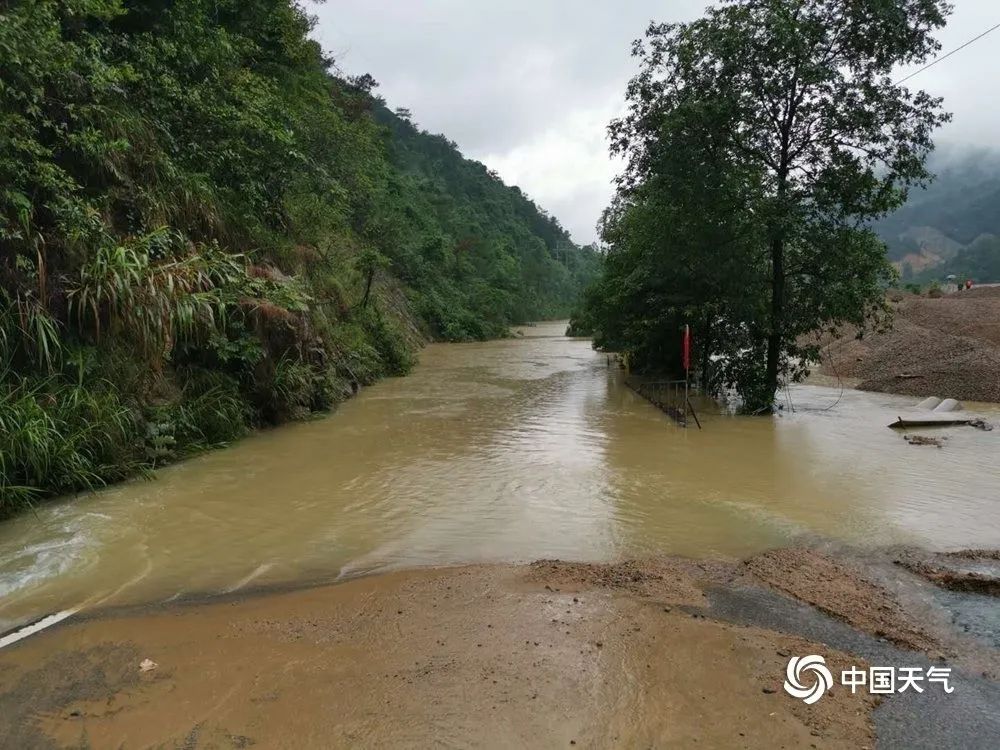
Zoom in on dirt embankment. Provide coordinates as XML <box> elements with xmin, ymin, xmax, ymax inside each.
<box><xmin>896</xmin><ymin>548</ymin><xmax>1000</xmax><ymax>597</ymax></box>
<box><xmin>2</xmin><ymin>548</ymin><xmax>959</xmax><ymax>750</ymax></box>
<box><xmin>744</xmin><ymin>548</ymin><xmax>939</xmax><ymax>653</ymax></box>
<box><xmin>817</xmin><ymin>286</ymin><xmax>1000</xmax><ymax>403</ymax></box>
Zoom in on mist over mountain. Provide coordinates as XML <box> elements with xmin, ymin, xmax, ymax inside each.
<box><xmin>875</xmin><ymin>145</ymin><xmax>1000</xmax><ymax>282</ymax></box>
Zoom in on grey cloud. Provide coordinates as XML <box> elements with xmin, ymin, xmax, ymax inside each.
<box><xmin>308</xmin><ymin>1</ymin><xmax>1000</xmax><ymax>244</ymax></box>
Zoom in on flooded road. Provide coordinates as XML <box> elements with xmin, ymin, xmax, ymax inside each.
<box><xmin>2</xmin><ymin>320</ymin><xmax>999</xmax><ymax>631</ymax></box>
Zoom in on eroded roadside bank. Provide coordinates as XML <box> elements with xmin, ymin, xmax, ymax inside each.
<box><xmin>2</xmin><ymin>547</ymin><xmax>999</xmax><ymax>749</ymax></box>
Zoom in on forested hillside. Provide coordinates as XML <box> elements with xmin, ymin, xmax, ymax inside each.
<box><xmin>0</xmin><ymin>0</ymin><xmax>595</xmax><ymax>513</ymax></box>
<box><xmin>371</xmin><ymin>104</ymin><xmax>598</xmax><ymax>339</ymax></box>
<box><xmin>912</xmin><ymin>235</ymin><xmax>1000</xmax><ymax>284</ymax></box>
<box><xmin>874</xmin><ymin>148</ymin><xmax>1000</xmax><ymax>280</ymax></box>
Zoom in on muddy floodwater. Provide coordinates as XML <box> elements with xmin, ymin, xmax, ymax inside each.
<box><xmin>2</xmin><ymin>320</ymin><xmax>999</xmax><ymax>632</ymax></box>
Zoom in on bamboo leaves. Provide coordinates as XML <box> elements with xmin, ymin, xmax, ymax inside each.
<box><xmin>65</xmin><ymin>231</ymin><xmax>245</xmax><ymax>355</ymax></box>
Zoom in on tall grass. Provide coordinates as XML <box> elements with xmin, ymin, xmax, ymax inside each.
<box><xmin>66</xmin><ymin>231</ymin><xmax>245</xmax><ymax>352</ymax></box>
<box><xmin>1</xmin><ymin>288</ymin><xmax>63</xmax><ymax>371</ymax></box>
<box><xmin>170</xmin><ymin>369</ymin><xmax>251</xmax><ymax>450</ymax></box>
<box><xmin>0</xmin><ymin>375</ymin><xmax>141</xmax><ymax>517</ymax></box>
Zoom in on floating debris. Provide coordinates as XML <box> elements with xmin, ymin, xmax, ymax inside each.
<box><xmin>889</xmin><ymin>416</ymin><xmax>971</xmax><ymax>429</ymax></box>
<box><xmin>904</xmin><ymin>435</ymin><xmax>944</xmax><ymax>448</ymax></box>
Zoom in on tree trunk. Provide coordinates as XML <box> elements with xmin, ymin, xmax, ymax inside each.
<box><xmin>699</xmin><ymin>314</ymin><xmax>714</xmax><ymax>394</ymax></box>
<box><xmin>361</xmin><ymin>269</ymin><xmax>375</xmax><ymax>309</ymax></box>
<box><xmin>765</xmin><ymin>234</ymin><xmax>784</xmax><ymax>409</ymax></box>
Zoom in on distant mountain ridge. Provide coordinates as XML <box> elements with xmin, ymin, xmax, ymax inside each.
<box><xmin>874</xmin><ymin>146</ymin><xmax>1000</xmax><ymax>281</ymax></box>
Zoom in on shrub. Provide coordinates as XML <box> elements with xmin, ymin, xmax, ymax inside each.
<box><xmin>361</xmin><ymin>308</ymin><xmax>415</xmax><ymax>376</ymax></box>
<box><xmin>175</xmin><ymin>369</ymin><xmax>251</xmax><ymax>447</ymax></box>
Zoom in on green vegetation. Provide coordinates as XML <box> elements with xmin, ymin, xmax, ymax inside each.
<box><xmin>581</xmin><ymin>0</ymin><xmax>949</xmax><ymax>411</ymax></box>
<box><xmin>0</xmin><ymin>0</ymin><xmax>596</xmax><ymax>515</ymax></box>
<box><xmin>376</xmin><ymin>107</ymin><xmax>600</xmax><ymax>339</ymax></box>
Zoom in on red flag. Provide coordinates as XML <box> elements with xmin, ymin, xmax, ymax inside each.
<box><xmin>682</xmin><ymin>324</ymin><xmax>691</xmax><ymax>371</ymax></box>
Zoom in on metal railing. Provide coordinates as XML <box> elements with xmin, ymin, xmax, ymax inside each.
<box><xmin>626</xmin><ymin>378</ymin><xmax>702</xmax><ymax>429</ymax></box>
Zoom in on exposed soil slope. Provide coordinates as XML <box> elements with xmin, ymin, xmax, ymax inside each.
<box><xmin>819</xmin><ymin>287</ymin><xmax>1000</xmax><ymax>402</ymax></box>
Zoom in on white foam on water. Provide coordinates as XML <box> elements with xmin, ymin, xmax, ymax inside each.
<box><xmin>0</xmin><ymin>530</ymin><xmax>91</xmax><ymax>600</ymax></box>
<box><xmin>0</xmin><ymin>505</ymin><xmax>120</xmax><ymax>603</ymax></box>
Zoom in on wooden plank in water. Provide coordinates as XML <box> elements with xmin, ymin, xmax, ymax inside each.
<box><xmin>889</xmin><ymin>417</ymin><xmax>972</xmax><ymax>429</ymax></box>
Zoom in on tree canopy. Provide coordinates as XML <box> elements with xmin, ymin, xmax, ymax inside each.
<box><xmin>583</xmin><ymin>0</ymin><xmax>951</xmax><ymax>410</ymax></box>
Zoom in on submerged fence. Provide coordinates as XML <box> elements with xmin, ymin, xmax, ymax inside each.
<box><xmin>625</xmin><ymin>378</ymin><xmax>702</xmax><ymax>429</ymax></box>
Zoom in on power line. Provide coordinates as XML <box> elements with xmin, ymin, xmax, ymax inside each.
<box><xmin>895</xmin><ymin>20</ymin><xmax>1000</xmax><ymax>86</ymax></box>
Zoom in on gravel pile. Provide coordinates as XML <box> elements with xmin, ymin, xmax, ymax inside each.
<box><xmin>819</xmin><ymin>287</ymin><xmax>1000</xmax><ymax>403</ymax></box>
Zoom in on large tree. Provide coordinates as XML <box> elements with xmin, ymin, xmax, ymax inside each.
<box><xmin>603</xmin><ymin>0</ymin><xmax>951</xmax><ymax>410</ymax></box>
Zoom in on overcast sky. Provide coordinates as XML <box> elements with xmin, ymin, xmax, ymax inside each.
<box><xmin>308</xmin><ymin>2</ymin><xmax>1000</xmax><ymax>245</ymax></box>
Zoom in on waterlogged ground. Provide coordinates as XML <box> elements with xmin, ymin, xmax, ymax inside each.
<box><xmin>4</xmin><ymin>552</ymin><xmax>1000</xmax><ymax>749</ymax></box>
<box><xmin>2</xmin><ymin>321</ymin><xmax>1000</xmax><ymax>631</ymax></box>
<box><xmin>0</xmin><ymin>558</ymin><xmax>882</xmax><ymax>749</ymax></box>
